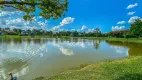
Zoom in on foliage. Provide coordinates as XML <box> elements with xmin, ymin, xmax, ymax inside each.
<box><xmin>0</xmin><ymin>27</ymin><xmax>104</xmax><ymax>37</ymax></box>
<box><xmin>130</xmin><ymin>19</ymin><xmax>142</xmax><ymax>39</ymax></box>
<box><xmin>106</xmin><ymin>30</ymin><xmax>129</xmax><ymax>38</ymax></box>
<box><xmin>0</xmin><ymin>0</ymin><xmax>68</xmax><ymax>20</ymax></box>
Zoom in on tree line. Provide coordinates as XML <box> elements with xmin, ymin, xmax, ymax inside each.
<box><xmin>0</xmin><ymin>27</ymin><xmax>102</xmax><ymax>37</ymax></box>
<box><xmin>107</xmin><ymin>19</ymin><xmax>142</xmax><ymax>39</ymax></box>
<box><xmin>0</xmin><ymin>19</ymin><xmax>142</xmax><ymax>38</ymax></box>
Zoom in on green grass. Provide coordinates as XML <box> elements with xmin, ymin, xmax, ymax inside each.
<box><xmin>46</xmin><ymin>56</ymin><xmax>142</xmax><ymax>80</ymax></box>
<box><xmin>33</xmin><ymin>56</ymin><xmax>142</xmax><ymax>80</ymax></box>
<box><xmin>105</xmin><ymin>38</ymin><xmax>142</xmax><ymax>43</ymax></box>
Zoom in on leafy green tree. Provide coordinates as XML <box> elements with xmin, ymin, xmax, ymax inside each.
<box><xmin>72</xmin><ymin>31</ymin><xmax>79</xmax><ymax>37</ymax></box>
<box><xmin>94</xmin><ymin>28</ymin><xmax>101</xmax><ymax>37</ymax></box>
<box><xmin>0</xmin><ymin>0</ymin><xmax>68</xmax><ymax>20</ymax></box>
<box><xmin>130</xmin><ymin>19</ymin><xmax>142</xmax><ymax>39</ymax></box>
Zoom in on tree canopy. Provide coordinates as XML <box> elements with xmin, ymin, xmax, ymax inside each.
<box><xmin>0</xmin><ymin>0</ymin><xmax>68</xmax><ymax>20</ymax></box>
<box><xmin>130</xmin><ymin>19</ymin><xmax>142</xmax><ymax>38</ymax></box>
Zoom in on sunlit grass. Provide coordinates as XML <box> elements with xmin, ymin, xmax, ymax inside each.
<box><xmin>105</xmin><ymin>38</ymin><xmax>142</xmax><ymax>43</ymax></box>
<box><xmin>45</xmin><ymin>56</ymin><xmax>142</xmax><ymax>80</ymax></box>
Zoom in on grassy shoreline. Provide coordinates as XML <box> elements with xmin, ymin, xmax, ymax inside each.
<box><xmin>33</xmin><ymin>56</ymin><xmax>142</xmax><ymax>80</ymax></box>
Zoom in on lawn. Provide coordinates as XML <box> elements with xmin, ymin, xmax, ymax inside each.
<box><xmin>105</xmin><ymin>38</ymin><xmax>142</xmax><ymax>43</ymax></box>
<box><xmin>33</xmin><ymin>56</ymin><xmax>142</xmax><ymax>80</ymax></box>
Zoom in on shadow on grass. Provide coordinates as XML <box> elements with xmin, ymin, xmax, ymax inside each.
<box><xmin>114</xmin><ymin>74</ymin><xmax>142</xmax><ymax>80</ymax></box>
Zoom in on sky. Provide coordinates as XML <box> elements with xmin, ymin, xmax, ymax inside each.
<box><xmin>0</xmin><ymin>0</ymin><xmax>142</xmax><ymax>32</ymax></box>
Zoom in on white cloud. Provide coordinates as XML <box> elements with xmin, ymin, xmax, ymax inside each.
<box><xmin>24</xmin><ymin>26</ymin><xmax>38</xmax><ymax>30</ymax></box>
<box><xmin>52</xmin><ymin>25</ymin><xmax>61</xmax><ymax>31</ymax></box>
<box><xmin>117</xmin><ymin>21</ymin><xmax>126</xmax><ymax>25</ymax></box>
<box><xmin>127</xmin><ymin>11</ymin><xmax>136</xmax><ymax>16</ymax></box>
<box><xmin>87</xmin><ymin>28</ymin><xmax>95</xmax><ymax>32</ymax></box>
<box><xmin>0</xmin><ymin>10</ymin><xmax>23</xmax><ymax>17</ymax></box>
<box><xmin>51</xmin><ymin>17</ymin><xmax>75</xmax><ymax>31</ymax></box>
<box><xmin>60</xmin><ymin>17</ymin><xmax>75</xmax><ymax>26</ymax></box>
<box><xmin>127</xmin><ymin>3</ymin><xmax>138</xmax><ymax>9</ymax></box>
<box><xmin>59</xmin><ymin>47</ymin><xmax>74</xmax><ymax>56</ymax></box>
<box><xmin>81</xmin><ymin>25</ymin><xmax>87</xmax><ymax>30</ymax></box>
<box><xmin>111</xmin><ymin>26</ymin><xmax>125</xmax><ymax>31</ymax></box>
<box><xmin>128</xmin><ymin>16</ymin><xmax>142</xmax><ymax>24</ymax></box>
<box><xmin>52</xmin><ymin>43</ymin><xmax>74</xmax><ymax>56</ymax></box>
<box><xmin>0</xmin><ymin>10</ymin><xmax>49</xmax><ymax>30</ymax></box>
<box><xmin>37</xmin><ymin>21</ymin><xmax>48</xmax><ymax>29</ymax></box>
<box><xmin>6</xmin><ymin>18</ymin><xmax>23</xmax><ymax>25</ymax></box>
<box><xmin>9</xmin><ymin>26</ymin><xmax>20</xmax><ymax>29</ymax></box>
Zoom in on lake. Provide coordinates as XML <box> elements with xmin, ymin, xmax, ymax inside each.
<box><xmin>0</xmin><ymin>38</ymin><xmax>141</xmax><ymax>80</ymax></box>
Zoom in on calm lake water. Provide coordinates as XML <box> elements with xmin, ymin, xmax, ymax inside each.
<box><xmin>0</xmin><ymin>38</ymin><xmax>142</xmax><ymax>80</ymax></box>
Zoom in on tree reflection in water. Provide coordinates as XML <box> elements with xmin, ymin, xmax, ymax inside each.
<box><xmin>106</xmin><ymin>41</ymin><xmax>142</xmax><ymax>56</ymax></box>
<box><xmin>93</xmin><ymin>40</ymin><xmax>101</xmax><ymax>50</ymax></box>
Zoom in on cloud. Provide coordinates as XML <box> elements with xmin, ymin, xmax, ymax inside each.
<box><xmin>59</xmin><ymin>47</ymin><xmax>74</xmax><ymax>56</ymax></box>
<box><xmin>0</xmin><ymin>10</ymin><xmax>23</xmax><ymax>17</ymax></box>
<box><xmin>117</xmin><ymin>21</ymin><xmax>126</xmax><ymax>25</ymax></box>
<box><xmin>127</xmin><ymin>11</ymin><xmax>136</xmax><ymax>16</ymax></box>
<box><xmin>81</xmin><ymin>25</ymin><xmax>87</xmax><ymax>30</ymax></box>
<box><xmin>52</xmin><ymin>17</ymin><xmax>75</xmax><ymax>31</ymax></box>
<box><xmin>51</xmin><ymin>25</ymin><xmax>61</xmax><ymax>31</ymax></box>
<box><xmin>9</xmin><ymin>26</ymin><xmax>20</xmax><ymax>29</ymax></box>
<box><xmin>128</xmin><ymin>16</ymin><xmax>142</xmax><ymax>24</ymax></box>
<box><xmin>127</xmin><ymin>3</ymin><xmax>138</xmax><ymax>9</ymax></box>
<box><xmin>87</xmin><ymin>28</ymin><xmax>95</xmax><ymax>32</ymax></box>
<box><xmin>0</xmin><ymin>10</ymin><xmax>48</xmax><ymax>30</ymax></box>
<box><xmin>37</xmin><ymin>21</ymin><xmax>48</xmax><ymax>29</ymax></box>
<box><xmin>6</xmin><ymin>18</ymin><xmax>22</xmax><ymax>25</ymax></box>
<box><xmin>60</xmin><ymin>17</ymin><xmax>75</xmax><ymax>26</ymax></box>
<box><xmin>52</xmin><ymin>43</ymin><xmax>74</xmax><ymax>56</ymax></box>
<box><xmin>111</xmin><ymin>26</ymin><xmax>125</xmax><ymax>31</ymax></box>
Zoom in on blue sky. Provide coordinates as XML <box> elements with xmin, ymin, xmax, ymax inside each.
<box><xmin>0</xmin><ymin>0</ymin><xmax>142</xmax><ymax>32</ymax></box>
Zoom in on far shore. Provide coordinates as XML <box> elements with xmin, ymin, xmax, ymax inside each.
<box><xmin>0</xmin><ymin>35</ymin><xmax>142</xmax><ymax>43</ymax></box>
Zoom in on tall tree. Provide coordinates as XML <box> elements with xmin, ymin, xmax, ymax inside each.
<box><xmin>0</xmin><ymin>0</ymin><xmax>68</xmax><ymax>20</ymax></box>
<box><xmin>130</xmin><ymin>19</ymin><xmax>142</xmax><ymax>39</ymax></box>
<box><xmin>94</xmin><ymin>28</ymin><xmax>101</xmax><ymax>37</ymax></box>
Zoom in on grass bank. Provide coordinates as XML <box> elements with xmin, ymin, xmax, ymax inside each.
<box><xmin>105</xmin><ymin>38</ymin><xmax>142</xmax><ymax>43</ymax></box>
<box><xmin>34</xmin><ymin>56</ymin><xmax>142</xmax><ymax>80</ymax></box>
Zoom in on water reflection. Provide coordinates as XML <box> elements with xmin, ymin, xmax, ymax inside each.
<box><xmin>93</xmin><ymin>40</ymin><xmax>101</xmax><ymax>50</ymax></box>
<box><xmin>106</xmin><ymin>41</ymin><xmax>142</xmax><ymax>56</ymax></box>
<box><xmin>0</xmin><ymin>38</ymin><xmax>141</xmax><ymax>80</ymax></box>
<box><xmin>0</xmin><ymin>59</ymin><xmax>28</xmax><ymax>80</ymax></box>
<box><xmin>52</xmin><ymin>42</ymin><xmax>74</xmax><ymax>56</ymax></box>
